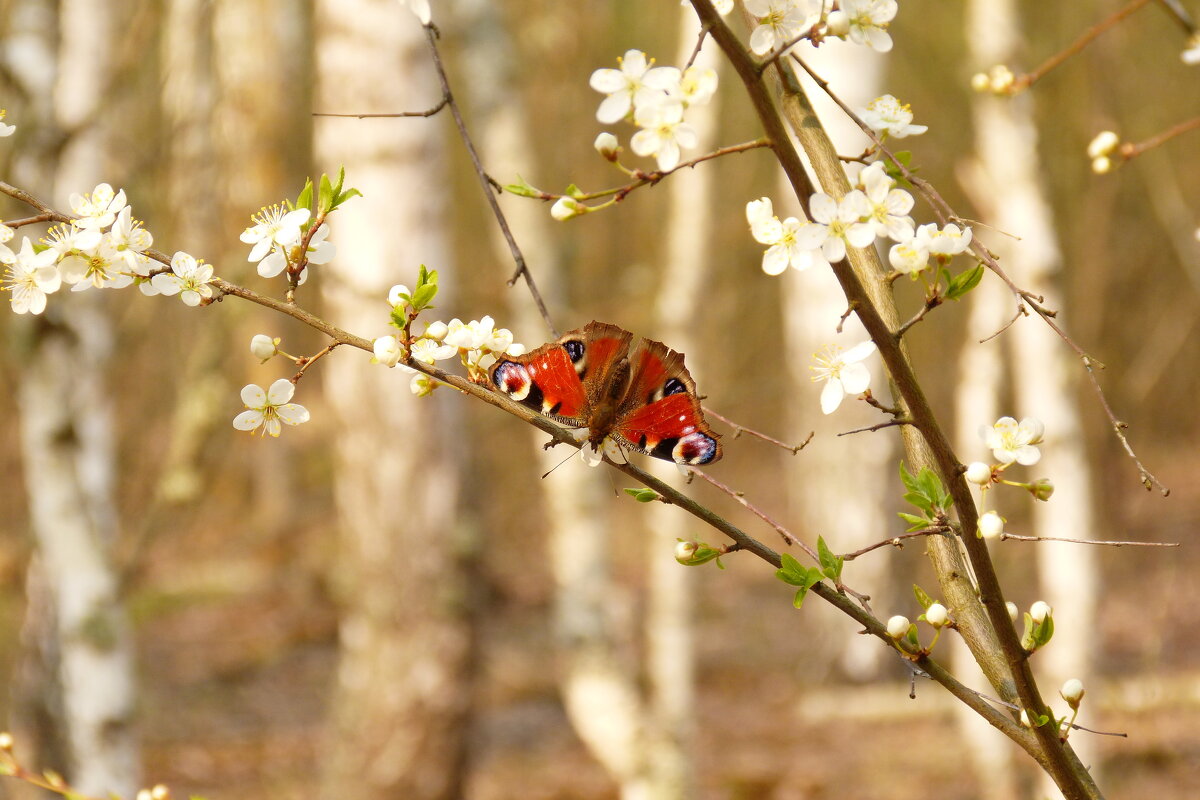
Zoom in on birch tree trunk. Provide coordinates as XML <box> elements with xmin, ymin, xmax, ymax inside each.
<box><xmin>960</xmin><ymin>0</ymin><xmax>1099</xmax><ymax>796</ymax></box>
<box><xmin>785</xmin><ymin>40</ymin><xmax>891</xmax><ymax>681</ymax></box>
<box><xmin>6</xmin><ymin>1</ymin><xmax>140</xmax><ymax>795</ymax></box>
<box><xmin>315</xmin><ymin>3</ymin><xmax>474</xmax><ymax>798</ymax></box>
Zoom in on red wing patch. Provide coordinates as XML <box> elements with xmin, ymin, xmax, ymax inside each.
<box><xmin>522</xmin><ymin>345</ymin><xmax>588</xmax><ymax>421</ymax></box>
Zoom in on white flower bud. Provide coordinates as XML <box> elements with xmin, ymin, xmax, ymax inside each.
<box><xmin>924</xmin><ymin>602</ymin><xmax>948</xmax><ymax>628</ymax></box>
<box><xmin>387</xmin><ymin>284</ymin><xmax>411</xmax><ymax>306</ymax></box>
<box><xmin>506</xmin><ymin>342</ymin><xmax>526</xmax><ymax>356</ymax></box>
<box><xmin>550</xmin><ymin>196</ymin><xmax>588</xmax><ymax>221</ymax></box>
<box><xmin>1030</xmin><ymin>600</ymin><xmax>1052</xmax><ymax>624</ymax></box>
<box><xmin>0</xmin><ymin>731</ymin><xmax>12</xmax><ymax>751</ymax></box>
<box><xmin>424</xmin><ymin>320</ymin><xmax>448</xmax><ymax>340</ymax></box>
<box><xmin>410</xmin><ymin>373</ymin><xmax>437</xmax><ymax>397</ymax></box>
<box><xmin>970</xmin><ymin>72</ymin><xmax>991</xmax><ymax>93</ymax></box>
<box><xmin>1060</xmin><ymin>678</ymin><xmax>1085</xmax><ymax>707</ymax></box>
<box><xmin>978</xmin><ymin>510</ymin><xmax>1004</xmax><ymax>540</ymax></box>
<box><xmin>250</xmin><ymin>333</ymin><xmax>277</xmax><ymax>361</ymax></box>
<box><xmin>373</xmin><ymin>335</ymin><xmax>403</xmax><ymax>367</ymax></box>
<box><xmin>1030</xmin><ymin>478</ymin><xmax>1055</xmax><ymax>501</ymax></box>
<box><xmin>988</xmin><ymin>64</ymin><xmax>1015</xmax><ymax>92</ymax></box>
<box><xmin>1091</xmin><ymin>156</ymin><xmax>1113</xmax><ymax>174</ymax></box>
<box><xmin>674</xmin><ymin>540</ymin><xmax>699</xmax><ymax>563</ymax></box>
<box><xmin>886</xmin><ymin>615</ymin><xmax>911</xmax><ymax>639</ymax></box>
<box><xmin>1019</xmin><ymin>709</ymin><xmax>1032</xmax><ymax>728</ymax></box>
<box><xmin>1086</xmin><ymin>130</ymin><xmax>1120</xmax><ymax>159</ymax></box>
<box><xmin>593</xmin><ymin>132</ymin><xmax>620</xmax><ymax>161</ymax></box>
<box><xmin>825</xmin><ymin>9</ymin><xmax>850</xmax><ymax>36</ymax></box>
<box><xmin>1005</xmin><ymin>601</ymin><xmax>1019</xmax><ymax>621</ymax></box>
<box><xmin>965</xmin><ymin>461</ymin><xmax>993</xmax><ymax>485</ymax></box>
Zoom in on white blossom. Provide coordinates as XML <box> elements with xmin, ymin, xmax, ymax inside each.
<box><xmin>981</xmin><ymin>416</ymin><xmax>1044</xmax><ymax>465</ymax></box>
<box><xmin>232</xmin><ymin>379</ymin><xmax>310</xmax><ymax>437</ymax></box>
<box><xmin>811</xmin><ymin>340</ymin><xmax>876</xmax><ymax>414</ymax></box>
<box><xmin>150</xmin><ymin>251</ymin><xmax>214</xmax><ymax>306</ymax></box>
<box><xmin>2</xmin><ymin>237</ymin><xmax>61</xmax><ymax>314</ymax></box>
<box><xmin>590</xmin><ymin>50</ymin><xmax>681</xmax><ymax>125</ymax></box>
<box><xmin>859</xmin><ymin>94</ymin><xmax>928</xmax><ymax>138</ymax></box>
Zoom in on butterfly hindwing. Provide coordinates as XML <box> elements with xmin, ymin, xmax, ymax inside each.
<box><xmin>614</xmin><ymin>338</ymin><xmax>722</xmax><ymax>465</ymax></box>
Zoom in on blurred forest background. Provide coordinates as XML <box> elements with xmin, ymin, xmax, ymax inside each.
<box><xmin>1</xmin><ymin>0</ymin><xmax>1198</xmax><ymax>798</ymax></box>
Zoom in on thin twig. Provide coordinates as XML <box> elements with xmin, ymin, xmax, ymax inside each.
<box><xmin>894</xmin><ymin>294</ymin><xmax>942</xmax><ymax>338</ymax></box>
<box><xmin>687</xmin><ymin>468</ymin><xmax>813</xmax><ymax>556</ymax></box>
<box><xmin>999</xmin><ymin>533</ymin><xmax>1179</xmax><ymax>547</ymax></box>
<box><xmin>1118</xmin><ymin>116</ymin><xmax>1200</xmax><ymax>161</ymax></box>
<box><xmin>311</xmin><ymin>98</ymin><xmax>449</xmax><ymax>119</ymax></box>
<box><xmin>537</xmin><ymin>139</ymin><xmax>770</xmax><ymax>204</ymax></box>
<box><xmin>980</xmin><ymin>305</ymin><xmax>1026</xmax><ymax>343</ymax></box>
<box><xmin>291</xmin><ymin>342</ymin><xmax>342</xmax><ymax>382</ymax></box>
<box><xmin>1010</xmin><ymin>0</ymin><xmax>1153</xmax><ymax>93</ymax></box>
<box><xmin>703</xmin><ymin>406</ymin><xmax>812</xmax><ymax>453</ymax></box>
<box><xmin>837</xmin><ymin>419</ymin><xmax>910</xmax><ymax>436</ymax></box>
<box><xmin>421</xmin><ymin>25</ymin><xmax>557</xmax><ymax>336</ymax></box>
<box><xmin>3</xmin><ymin>213</ymin><xmax>57</xmax><ymax>228</ymax></box>
<box><xmin>840</xmin><ymin>526</ymin><xmax>953</xmax><ymax>561</ymax></box>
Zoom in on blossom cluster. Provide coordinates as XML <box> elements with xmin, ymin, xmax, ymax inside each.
<box><xmin>747</xmin><ymin>157</ymin><xmax>972</xmax><ymax>280</ymax></box>
<box><xmin>747</xmin><ymin>0</ymin><xmax>898</xmax><ymax>56</ymax></box>
<box><xmin>373</xmin><ymin>288</ymin><xmax>525</xmax><ymax>395</ymax></box>
<box><xmin>588</xmin><ymin>49</ymin><xmax>718</xmax><ymax>173</ymax></box>
<box><xmin>239</xmin><ymin>204</ymin><xmax>334</xmax><ymax>284</ymax></box>
<box><xmin>0</xmin><ymin>183</ymin><xmax>213</xmax><ymax>314</ymax></box>
<box><xmin>966</xmin><ymin>416</ymin><xmax>1052</xmax><ymax>540</ymax></box>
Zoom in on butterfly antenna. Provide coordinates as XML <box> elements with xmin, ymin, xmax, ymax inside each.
<box><xmin>541</xmin><ymin>448</ymin><xmax>579</xmax><ymax>480</ymax></box>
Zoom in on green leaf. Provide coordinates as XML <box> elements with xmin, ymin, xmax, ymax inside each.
<box><xmin>505</xmin><ymin>175</ymin><xmax>540</xmax><ymax>197</ymax></box>
<box><xmin>897</xmin><ymin>512</ymin><xmax>927</xmax><ymax>530</ymax></box>
<box><xmin>335</xmin><ymin>187</ymin><xmax>363</xmax><ymax>206</ymax></box>
<box><xmin>817</xmin><ymin>536</ymin><xmax>843</xmax><ymax>581</ymax></box>
<box><xmin>410</xmin><ymin>282</ymin><xmax>438</xmax><ymax>310</ymax></box>
<box><xmin>565</xmin><ymin>183</ymin><xmax>585</xmax><ymax>199</ymax></box>
<box><xmin>899</xmin><ymin>461</ymin><xmax>920</xmax><ymax>493</ymax></box>
<box><xmin>295</xmin><ymin>178</ymin><xmax>314</xmax><ymax>213</ymax></box>
<box><xmin>331</xmin><ymin>165</ymin><xmax>346</xmax><ymax>198</ymax></box>
<box><xmin>913</xmin><ymin>584</ymin><xmax>935</xmax><ymax>610</ymax></box>
<box><xmin>776</xmin><ymin>553</ymin><xmax>808</xmax><ymax>587</ymax></box>
<box><xmin>1034</xmin><ymin>614</ymin><xmax>1054</xmax><ymax>648</ymax></box>
<box><xmin>623</xmin><ymin>487</ymin><xmax>659</xmax><ymax>503</ymax></box>
<box><xmin>318</xmin><ymin>173</ymin><xmax>334</xmax><ymax>213</ymax></box>
<box><xmin>389</xmin><ymin>307</ymin><xmax>408</xmax><ymax>329</ymax></box>
<box><xmin>946</xmin><ymin>264</ymin><xmax>985</xmax><ymax>300</ymax></box>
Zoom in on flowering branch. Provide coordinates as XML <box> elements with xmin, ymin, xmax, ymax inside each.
<box><xmin>839</xmin><ymin>526</ymin><xmax>954</xmax><ymax>561</ymax></box>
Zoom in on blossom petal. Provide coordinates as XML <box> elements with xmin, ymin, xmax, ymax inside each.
<box><xmin>276</xmin><ymin>403</ymin><xmax>310</xmax><ymax>426</ymax></box>
<box><xmin>233</xmin><ymin>409</ymin><xmax>264</xmax><ymax>431</ymax></box>
<box><xmin>820</xmin><ymin>379</ymin><xmax>845</xmax><ymax>414</ymax></box>
<box><xmin>839</xmin><ymin>361</ymin><xmax>872</xmax><ymax>394</ymax></box>
<box><xmin>266</xmin><ymin>378</ymin><xmax>296</xmax><ymax>405</ymax></box>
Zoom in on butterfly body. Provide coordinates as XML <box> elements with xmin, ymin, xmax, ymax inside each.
<box><xmin>490</xmin><ymin>321</ymin><xmax>721</xmax><ymax>466</ymax></box>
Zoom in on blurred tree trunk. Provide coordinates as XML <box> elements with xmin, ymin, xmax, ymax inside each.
<box><xmin>6</xmin><ymin>1</ymin><xmax>139</xmax><ymax>796</ymax></box>
<box><xmin>960</xmin><ymin>0</ymin><xmax>1099</xmax><ymax>797</ymax></box>
<box><xmin>315</xmin><ymin>3</ymin><xmax>475</xmax><ymax>799</ymax></box>
<box><xmin>462</xmin><ymin>3</ymin><xmax>705</xmax><ymax>794</ymax></box>
<box><xmin>784</xmin><ymin>41</ymin><xmax>891</xmax><ymax>682</ymax></box>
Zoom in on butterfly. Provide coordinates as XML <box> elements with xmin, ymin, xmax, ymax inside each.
<box><xmin>489</xmin><ymin>321</ymin><xmax>721</xmax><ymax>466</ymax></box>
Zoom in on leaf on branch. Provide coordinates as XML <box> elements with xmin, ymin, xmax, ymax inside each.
<box><xmin>776</xmin><ymin>553</ymin><xmax>823</xmax><ymax>608</ymax></box>
<box><xmin>817</xmin><ymin>535</ymin><xmax>843</xmax><ymax>581</ymax></box>
<box><xmin>912</xmin><ymin>583</ymin><xmax>935</xmax><ymax>610</ymax></box>
<box><xmin>946</xmin><ymin>264</ymin><xmax>985</xmax><ymax>300</ymax></box>
<box><xmin>623</xmin><ymin>487</ymin><xmax>660</xmax><ymax>503</ymax></box>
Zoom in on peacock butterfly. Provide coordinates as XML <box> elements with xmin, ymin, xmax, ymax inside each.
<box><xmin>490</xmin><ymin>321</ymin><xmax>721</xmax><ymax>466</ymax></box>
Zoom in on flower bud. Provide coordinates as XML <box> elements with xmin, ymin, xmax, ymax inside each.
<box><xmin>1030</xmin><ymin>600</ymin><xmax>1052</xmax><ymax>623</ymax></box>
<box><xmin>969</xmin><ymin>72</ymin><xmax>991</xmax><ymax>93</ymax></box>
<box><xmin>1029</xmin><ymin>478</ymin><xmax>1054</xmax><ymax>501</ymax></box>
<box><xmin>151</xmin><ymin>785</ymin><xmax>171</xmax><ymax>800</ymax></box>
<box><xmin>978</xmin><ymin>510</ymin><xmax>1004</xmax><ymax>540</ymax></box>
<box><xmin>1086</xmin><ymin>130</ymin><xmax>1120</xmax><ymax>159</ymax></box>
<box><xmin>1060</xmin><ymin>678</ymin><xmax>1085</xmax><ymax>708</ymax></box>
<box><xmin>550</xmin><ymin>196</ymin><xmax>588</xmax><ymax>221</ymax></box>
<box><xmin>886</xmin><ymin>615</ymin><xmax>911</xmax><ymax>639</ymax></box>
<box><xmin>988</xmin><ymin>64</ymin><xmax>1015</xmax><ymax>92</ymax></box>
<box><xmin>387</xmin><ymin>284</ymin><xmax>411</xmax><ymax>307</ymax></box>
<box><xmin>0</xmin><ymin>731</ymin><xmax>12</xmax><ymax>751</ymax></box>
<box><xmin>593</xmin><ymin>132</ymin><xmax>620</xmax><ymax>161</ymax></box>
<box><xmin>825</xmin><ymin>10</ymin><xmax>850</xmax><ymax>36</ymax></box>
<box><xmin>1091</xmin><ymin>156</ymin><xmax>1113</xmax><ymax>174</ymax></box>
<box><xmin>1019</xmin><ymin>709</ymin><xmax>1032</xmax><ymax>728</ymax></box>
<box><xmin>373</xmin><ymin>335</ymin><xmax>403</xmax><ymax>367</ymax></box>
<box><xmin>250</xmin><ymin>333</ymin><xmax>277</xmax><ymax>362</ymax></box>
<box><xmin>965</xmin><ymin>461</ymin><xmax>993</xmax><ymax>485</ymax></box>
<box><xmin>410</xmin><ymin>373</ymin><xmax>437</xmax><ymax>397</ymax></box>
<box><xmin>137</xmin><ymin>791</ymin><xmax>153</xmax><ymax>800</ymax></box>
<box><xmin>674</xmin><ymin>540</ymin><xmax>699</xmax><ymax>564</ymax></box>
<box><xmin>924</xmin><ymin>602</ymin><xmax>948</xmax><ymax>628</ymax></box>
<box><xmin>424</xmin><ymin>320</ymin><xmax>448</xmax><ymax>340</ymax></box>
<box><xmin>1006</xmin><ymin>601</ymin><xmax>1018</xmax><ymax>621</ymax></box>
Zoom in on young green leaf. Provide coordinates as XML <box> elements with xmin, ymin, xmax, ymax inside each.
<box><xmin>912</xmin><ymin>584</ymin><xmax>935</xmax><ymax>610</ymax></box>
<box><xmin>817</xmin><ymin>536</ymin><xmax>843</xmax><ymax>581</ymax></box>
<box><xmin>623</xmin><ymin>487</ymin><xmax>660</xmax><ymax>503</ymax></box>
<box><xmin>946</xmin><ymin>264</ymin><xmax>984</xmax><ymax>300</ymax></box>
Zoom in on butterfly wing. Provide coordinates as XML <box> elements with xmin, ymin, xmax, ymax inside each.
<box><xmin>612</xmin><ymin>338</ymin><xmax>722</xmax><ymax>465</ymax></box>
<box><xmin>489</xmin><ymin>322</ymin><xmax>633</xmax><ymax>427</ymax></box>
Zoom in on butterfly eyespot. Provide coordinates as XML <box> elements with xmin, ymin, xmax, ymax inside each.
<box><xmin>564</xmin><ymin>340</ymin><xmax>585</xmax><ymax>363</ymax></box>
<box><xmin>662</xmin><ymin>378</ymin><xmax>687</xmax><ymax>396</ymax></box>
<box><xmin>672</xmin><ymin>431</ymin><xmax>719</xmax><ymax>465</ymax></box>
